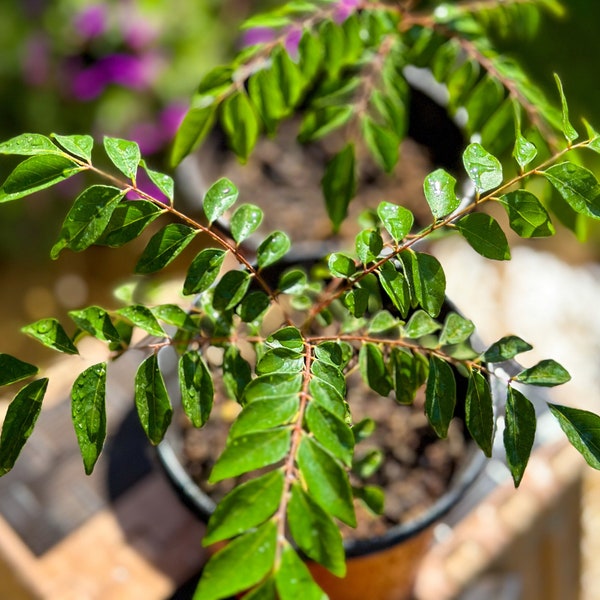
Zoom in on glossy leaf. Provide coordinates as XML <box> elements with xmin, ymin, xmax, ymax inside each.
<box><xmin>71</xmin><ymin>362</ymin><xmax>107</xmax><ymax>474</ymax></box>
<box><xmin>204</xmin><ymin>470</ymin><xmax>284</xmax><ymax>545</ymax></box>
<box><xmin>328</xmin><ymin>252</ymin><xmax>356</xmax><ymax>278</ymax></box>
<box><xmin>179</xmin><ymin>351</ymin><xmax>213</xmax><ymax>428</ymax></box>
<box><xmin>309</xmin><ymin>378</ymin><xmax>346</xmax><ymax>420</ymax></box>
<box><xmin>305</xmin><ymin>402</ymin><xmax>354</xmax><ymax>466</ymax></box>
<box><xmin>143</xmin><ymin>164</ymin><xmax>174</xmax><ymax>204</ymax></box>
<box><xmin>239</xmin><ymin>291</ymin><xmax>270</xmax><ymax>322</ymax></box>
<box><xmin>404</xmin><ymin>310</ymin><xmax>441</xmax><ymax>338</ymax></box>
<box><xmin>0</xmin><ymin>379</ymin><xmax>48</xmax><ymax>476</ymax></box>
<box><xmin>548</xmin><ymin>404</ymin><xmax>600</xmax><ymax>469</ymax></box>
<box><xmin>511</xmin><ymin>102</ymin><xmax>537</xmax><ymax>169</ymax></box>
<box><xmin>287</xmin><ymin>479</ymin><xmax>345</xmax><ymax>577</ymax></box>
<box><xmin>462</xmin><ymin>143</ymin><xmax>503</xmax><ymax>192</ymax></box>
<box><xmin>249</xmin><ymin>67</ymin><xmax>287</xmax><ymax>134</ymax></box>
<box><xmin>21</xmin><ymin>318</ymin><xmax>79</xmax><ymax>354</ymax></box>
<box><xmin>278</xmin><ymin>269</ymin><xmax>307</xmax><ymax>294</ymax></box>
<box><xmin>0</xmin><ymin>154</ymin><xmax>81</xmax><ymax>203</ymax></box>
<box><xmin>504</xmin><ymin>386</ymin><xmax>536</xmax><ymax>487</ymax></box>
<box><xmin>0</xmin><ymin>354</ymin><xmax>38</xmax><ymax>386</ymax></box>
<box><xmin>194</xmin><ymin>521</ymin><xmax>277</xmax><ymax>600</ymax></box>
<box><xmin>266</xmin><ymin>326</ymin><xmax>304</xmax><ymax>352</ymax></box>
<box><xmin>68</xmin><ymin>306</ymin><xmax>121</xmax><ymax>342</ymax></box>
<box><xmin>230</xmin><ymin>396</ymin><xmax>300</xmax><ymax>438</ymax></box>
<box><xmin>353</xmin><ymin>485</ymin><xmax>385</xmax><ymax>515</ymax></box>
<box><xmin>390</xmin><ymin>348</ymin><xmax>428</xmax><ymax>405</ymax></box>
<box><xmin>151</xmin><ymin>304</ymin><xmax>197</xmax><ymax>331</ymax></box>
<box><xmin>554</xmin><ymin>74</ymin><xmax>579</xmax><ymax>143</ymax></box>
<box><xmin>244</xmin><ymin>373</ymin><xmax>303</xmax><ymax>404</ymax></box>
<box><xmin>400</xmin><ymin>251</ymin><xmax>446</xmax><ymax>317</ymax></box>
<box><xmin>514</xmin><ymin>359</ymin><xmax>571</xmax><ymax>387</ymax></box>
<box><xmin>544</xmin><ymin>162</ymin><xmax>600</xmax><ymax>220</ymax></box>
<box><xmin>135</xmin><ymin>223</ymin><xmax>197</xmax><ymax>274</ymax></box>
<box><xmin>423</xmin><ymin>169</ymin><xmax>460</xmax><ymax>219</ymax></box>
<box><xmin>170</xmin><ymin>102</ymin><xmax>218</xmax><ymax>167</ymax></box>
<box><xmin>377</xmin><ymin>201</ymin><xmax>413</xmax><ymax>242</ymax></box>
<box><xmin>117</xmin><ymin>305</ymin><xmax>166</xmax><ymax>338</ymax></box>
<box><xmin>425</xmin><ymin>356</ymin><xmax>456</xmax><ymax>438</ymax></box>
<box><xmin>298</xmin><ymin>105</ymin><xmax>354</xmax><ymax>143</ymax></box>
<box><xmin>355</xmin><ymin>229</ymin><xmax>383</xmax><ymax>264</ymax></box>
<box><xmin>223</xmin><ymin>346</ymin><xmax>252</xmax><ymax>402</ymax></box>
<box><xmin>212</xmin><ymin>270</ymin><xmax>252</xmax><ymax>311</ymax></box>
<box><xmin>322</xmin><ymin>144</ymin><xmax>356</xmax><ymax>233</ymax></box>
<box><xmin>465</xmin><ymin>371</ymin><xmax>494</xmax><ymax>457</ymax></box>
<box><xmin>231</xmin><ymin>204</ymin><xmax>263</xmax><ymax>244</ymax></box>
<box><xmin>135</xmin><ymin>353</ymin><xmax>172</xmax><ymax>445</ymax></box>
<box><xmin>51</xmin><ymin>134</ymin><xmax>94</xmax><ymax>162</ymax></box>
<box><xmin>378</xmin><ymin>261</ymin><xmax>410</xmax><ymax>317</ymax></box>
<box><xmin>344</xmin><ymin>287</ymin><xmax>369</xmax><ymax>318</ymax></box>
<box><xmin>359</xmin><ymin>343</ymin><xmax>392</xmax><ymax>396</ymax></box>
<box><xmin>96</xmin><ymin>200</ymin><xmax>164</xmax><ymax>247</ymax></box>
<box><xmin>272</xmin><ymin>46</ymin><xmax>306</xmax><ymax>108</ymax></box>
<box><xmin>314</xmin><ymin>341</ymin><xmax>353</xmax><ymax>370</ymax></box>
<box><xmin>368</xmin><ymin>310</ymin><xmax>400</xmax><ymax>334</ymax></box>
<box><xmin>209</xmin><ymin>427</ymin><xmax>292</xmax><ymax>482</ymax></box>
<box><xmin>0</xmin><ymin>133</ymin><xmax>61</xmax><ymax>156</ymax></box>
<box><xmin>51</xmin><ymin>185</ymin><xmax>124</xmax><ymax>258</ymax></box>
<box><xmin>256</xmin><ymin>348</ymin><xmax>304</xmax><ymax>376</ymax></box>
<box><xmin>362</xmin><ymin>116</ymin><xmax>399</xmax><ymax>173</ymax></box>
<box><xmin>221</xmin><ymin>91</ymin><xmax>260</xmax><ymax>163</ymax></box>
<box><xmin>439</xmin><ymin>312</ymin><xmax>475</xmax><ymax>345</ymax></box>
<box><xmin>275</xmin><ymin>544</ymin><xmax>328</xmax><ymax>600</ymax></box>
<box><xmin>482</xmin><ymin>335</ymin><xmax>533</xmax><ymax>362</ymax></box>
<box><xmin>499</xmin><ymin>190</ymin><xmax>555</xmax><ymax>238</ymax></box>
<box><xmin>297</xmin><ymin>436</ymin><xmax>356</xmax><ymax>526</ymax></box>
<box><xmin>183</xmin><ymin>248</ymin><xmax>226</xmax><ymax>295</ymax></box>
<box><xmin>203</xmin><ymin>178</ymin><xmax>239</xmax><ymax>224</ymax></box>
<box><xmin>256</xmin><ymin>231</ymin><xmax>291</xmax><ymax>269</ymax></box>
<box><xmin>103</xmin><ymin>137</ymin><xmax>140</xmax><ymax>181</ymax></box>
<box><xmin>454</xmin><ymin>213</ymin><xmax>511</xmax><ymax>260</ymax></box>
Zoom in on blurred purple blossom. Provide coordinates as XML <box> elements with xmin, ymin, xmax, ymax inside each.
<box><xmin>241</xmin><ymin>27</ymin><xmax>276</xmax><ymax>47</ymax></box>
<box><xmin>128</xmin><ymin>104</ymin><xmax>186</xmax><ymax>155</ymax></box>
<box><xmin>23</xmin><ymin>35</ymin><xmax>50</xmax><ymax>86</ymax></box>
<box><xmin>74</xmin><ymin>5</ymin><xmax>107</xmax><ymax>39</ymax></box>
<box><xmin>334</xmin><ymin>0</ymin><xmax>361</xmax><ymax>23</ymax></box>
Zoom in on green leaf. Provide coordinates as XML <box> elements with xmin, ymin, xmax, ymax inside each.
<box><xmin>194</xmin><ymin>521</ymin><xmax>277</xmax><ymax>600</ymax></box>
<box><xmin>0</xmin><ymin>354</ymin><xmax>38</xmax><ymax>386</ymax></box>
<box><xmin>390</xmin><ymin>348</ymin><xmax>428</xmax><ymax>405</ymax></box>
<box><xmin>454</xmin><ymin>213</ymin><xmax>511</xmax><ymax>260</ymax></box>
<box><xmin>353</xmin><ymin>485</ymin><xmax>385</xmax><ymax>515</ymax></box>
<box><xmin>309</xmin><ymin>378</ymin><xmax>346</xmax><ymax>420</ymax></box>
<box><xmin>514</xmin><ymin>359</ymin><xmax>571</xmax><ymax>387</ymax></box>
<box><xmin>51</xmin><ymin>185</ymin><xmax>125</xmax><ymax>258</ymax></box>
<box><xmin>355</xmin><ymin>229</ymin><xmax>383</xmax><ymax>264</ymax></box>
<box><xmin>353</xmin><ymin>449</ymin><xmax>383</xmax><ymax>479</ymax></box>
<box><xmin>117</xmin><ymin>305</ymin><xmax>166</xmax><ymax>338</ymax></box>
<box><xmin>209</xmin><ymin>427</ymin><xmax>292</xmax><ymax>482</ymax></box>
<box><xmin>230</xmin><ymin>396</ymin><xmax>300</xmax><ymax>438</ymax></box>
<box><xmin>223</xmin><ymin>346</ymin><xmax>252</xmax><ymax>402</ymax></box>
<box><xmin>204</xmin><ymin>470</ymin><xmax>284</xmax><ymax>545</ymax></box>
<box><xmin>266</xmin><ymin>326</ymin><xmax>304</xmax><ymax>352</ymax></box>
<box><xmin>377</xmin><ymin>202</ymin><xmax>413</xmax><ymax>242</ymax></box>
<box><xmin>305</xmin><ymin>402</ymin><xmax>354</xmax><ymax>467</ymax></box>
<box><xmin>297</xmin><ymin>436</ymin><xmax>356</xmax><ymax>526</ymax></box>
<box><xmin>243</xmin><ymin>373</ymin><xmax>303</xmax><ymax>404</ymax></box>
<box><xmin>344</xmin><ymin>287</ymin><xmax>369</xmax><ymax>318</ymax></box>
<box><xmin>378</xmin><ymin>261</ymin><xmax>410</xmax><ymax>317</ymax></box>
<box><xmin>183</xmin><ymin>248</ymin><xmax>226</xmax><ymax>295</ymax></box>
<box><xmin>179</xmin><ymin>351</ymin><xmax>213</xmax><ymax>428</ymax></box>
<box><xmin>0</xmin><ymin>154</ymin><xmax>81</xmax><ymax>203</ymax></box>
<box><xmin>68</xmin><ymin>306</ymin><xmax>121</xmax><ymax>343</ymax></box>
<box><xmin>221</xmin><ymin>91</ymin><xmax>260</xmax><ymax>163</ymax></box>
<box><xmin>249</xmin><ymin>67</ymin><xmax>287</xmax><ymax>134</ymax></box>
<box><xmin>278</xmin><ymin>269</ymin><xmax>307</xmax><ymax>294</ymax></box>
<box><xmin>256</xmin><ymin>348</ymin><xmax>304</xmax><ymax>376</ymax></box>
<box><xmin>143</xmin><ymin>164</ymin><xmax>174</xmax><ymax>204</ymax></box>
<box><xmin>322</xmin><ymin>144</ymin><xmax>356</xmax><ymax>233</ymax></box>
<box><xmin>0</xmin><ymin>379</ymin><xmax>48</xmax><ymax>476</ymax></box>
<box><xmin>275</xmin><ymin>544</ymin><xmax>328</xmax><ymax>600</ymax></box>
<box><xmin>203</xmin><ymin>178</ymin><xmax>239</xmax><ymax>224</ymax></box>
<box><xmin>103</xmin><ymin>137</ymin><xmax>141</xmax><ymax>181</ymax></box>
<box><xmin>71</xmin><ymin>363</ymin><xmax>107</xmax><ymax>474</ymax></box>
<box><xmin>425</xmin><ymin>356</ymin><xmax>456</xmax><ymax>438</ymax></box>
<box><xmin>404</xmin><ymin>310</ymin><xmax>441</xmax><ymax>339</ymax></box>
<box><xmin>548</xmin><ymin>404</ymin><xmax>600</xmax><ymax>469</ymax></box>
<box><xmin>51</xmin><ymin>134</ymin><xmax>94</xmax><ymax>162</ymax></box>
<box><xmin>95</xmin><ymin>200</ymin><xmax>164</xmax><ymax>247</ymax></box>
<box><xmin>170</xmin><ymin>102</ymin><xmax>218</xmax><ymax>167</ymax></box>
<box><xmin>462</xmin><ymin>143</ymin><xmax>503</xmax><ymax>192</ymax></box>
<box><xmin>239</xmin><ymin>291</ymin><xmax>270</xmax><ymax>322</ymax></box>
<box><xmin>361</xmin><ymin>116</ymin><xmax>399</xmax><ymax>173</ymax></box>
<box><xmin>400</xmin><ymin>251</ymin><xmax>446</xmax><ymax>317</ymax></box>
<box><xmin>544</xmin><ymin>162</ymin><xmax>600</xmax><ymax>220</ymax></box>
<box><xmin>21</xmin><ymin>318</ymin><xmax>79</xmax><ymax>355</ymax></box>
<box><xmin>298</xmin><ymin>105</ymin><xmax>354</xmax><ymax>143</ymax></box>
<box><xmin>439</xmin><ymin>312</ymin><xmax>475</xmax><ymax>345</ymax></box>
<box><xmin>134</xmin><ymin>353</ymin><xmax>172</xmax><ymax>445</ymax></box>
<box><xmin>368</xmin><ymin>310</ymin><xmax>400</xmax><ymax>334</ymax></box>
<box><xmin>314</xmin><ymin>341</ymin><xmax>353</xmax><ymax>370</ymax></box>
<box><xmin>359</xmin><ymin>343</ymin><xmax>392</xmax><ymax>396</ymax></box>
<box><xmin>135</xmin><ymin>223</ymin><xmax>197</xmax><ymax>274</ymax></box>
<box><xmin>257</xmin><ymin>231</ymin><xmax>291</xmax><ymax>269</ymax></box>
<box><xmin>328</xmin><ymin>252</ymin><xmax>356</xmax><ymax>278</ymax></box>
<box><xmin>151</xmin><ymin>304</ymin><xmax>197</xmax><ymax>331</ymax></box>
<box><xmin>554</xmin><ymin>73</ymin><xmax>579</xmax><ymax>143</ymax></box>
<box><xmin>465</xmin><ymin>371</ymin><xmax>494</xmax><ymax>457</ymax></box>
<box><xmin>423</xmin><ymin>169</ymin><xmax>460</xmax><ymax>219</ymax></box>
<box><xmin>511</xmin><ymin>102</ymin><xmax>537</xmax><ymax>169</ymax></box>
<box><xmin>0</xmin><ymin>133</ymin><xmax>61</xmax><ymax>156</ymax></box>
<box><xmin>212</xmin><ymin>270</ymin><xmax>252</xmax><ymax>311</ymax></box>
<box><xmin>312</xmin><ymin>360</ymin><xmax>346</xmax><ymax>398</ymax></box>
<box><xmin>482</xmin><ymin>335</ymin><xmax>533</xmax><ymax>362</ymax></box>
<box><xmin>231</xmin><ymin>204</ymin><xmax>263</xmax><ymax>244</ymax></box>
<box><xmin>499</xmin><ymin>190</ymin><xmax>555</xmax><ymax>238</ymax></box>
<box><xmin>287</xmin><ymin>483</ymin><xmax>346</xmax><ymax>577</ymax></box>
<box><xmin>504</xmin><ymin>386</ymin><xmax>536</xmax><ymax>487</ymax></box>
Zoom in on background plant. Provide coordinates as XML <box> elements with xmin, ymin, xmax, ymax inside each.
<box><xmin>2</xmin><ymin>1</ymin><xmax>600</xmax><ymax>599</ymax></box>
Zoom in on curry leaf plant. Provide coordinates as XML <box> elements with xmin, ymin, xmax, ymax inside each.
<box><xmin>1</xmin><ymin>1</ymin><xmax>600</xmax><ymax>598</ymax></box>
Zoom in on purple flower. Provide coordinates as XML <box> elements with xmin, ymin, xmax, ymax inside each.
<box><xmin>241</xmin><ymin>27</ymin><xmax>276</xmax><ymax>48</ymax></box>
<box><xmin>73</xmin><ymin>5</ymin><xmax>107</xmax><ymax>39</ymax></box>
<box><xmin>284</xmin><ymin>27</ymin><xmax>302</xmax><ymax>57</ymax></box>
<box><xmin>23</xmin><ymin>35</ymin><xmax>50</xmax><ymax>86</ymax></box>
<box><xmin>334</xmin><ymin>0</ymin><xmax>361</xmax><ymax>23</ymax></box>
